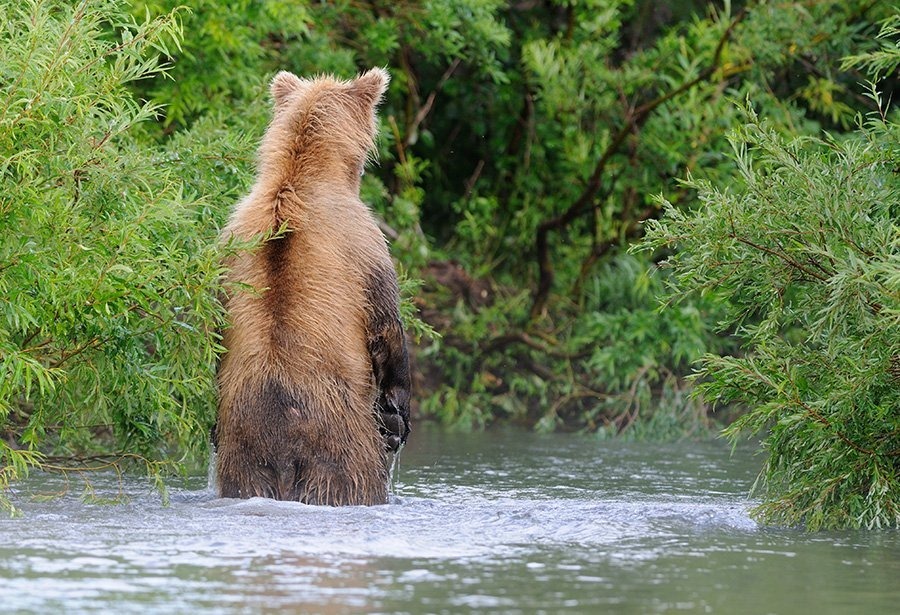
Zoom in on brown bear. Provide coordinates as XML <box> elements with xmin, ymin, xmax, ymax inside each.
<box><xmin>214</xmin><ymin>68</ymin><xmax>411</xmax><ymax>505</ymax></box>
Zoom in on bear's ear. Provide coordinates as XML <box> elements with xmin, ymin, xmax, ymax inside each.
<box><xmin>348</xmin><ymin>67</ymin><xmax>390</xmax><ymax>109</ymax></box>
<box><xmin>270</xmin><ymin>71</ymin><xmax>305</xmax><ymax>107</ymax></box>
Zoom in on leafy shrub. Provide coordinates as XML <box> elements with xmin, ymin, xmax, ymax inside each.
<box><xmin>0</xmin><ymin>0</ymin><xmax>236</xmax><ymax>507</ymax></box>
<box><xmin>642</xmin><ymin>99</ymin><xmax>900</xmax><ymax>528</ymax></box>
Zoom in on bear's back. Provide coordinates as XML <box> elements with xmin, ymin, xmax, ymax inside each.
<box><xmin>221</xmin><ymin>188</ymin><xmax>386</xmax><ymax>386</ymax></box>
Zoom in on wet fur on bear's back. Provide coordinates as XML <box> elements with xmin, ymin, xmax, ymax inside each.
<box><xmin>215</xmin><ymin>68</ymin><xmax>411</xmax><ymax>505</ymax></box>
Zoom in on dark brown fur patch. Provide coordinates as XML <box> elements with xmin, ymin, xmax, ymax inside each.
<box><xmin>365</xmin><ymin>267</ymin><xmax>411</xmax><ymax>448</ymax></box>
<box><xmin>217</xmin><ymin>378</ymin><xmax>310</xmax><ymax>500</ymax></box>
<box><xmin>262</xmin><ymin>232</ymin><xmax>291</xmax><ymax>320</ymax></box>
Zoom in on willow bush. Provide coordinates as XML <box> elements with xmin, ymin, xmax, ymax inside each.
<box><xmin>641</xmin><ymin>81</ymin><xmax>899</xmax><ymax>529</ymax></box>
<box><xmin>0</xmin><ymin>0</ymin><xmax>242</xmax><ymax>506</ymax></box>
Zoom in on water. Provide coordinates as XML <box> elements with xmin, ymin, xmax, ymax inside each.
<box><xmin>1</xmin><ymin>426</ymin><xmax>898</xmax><ymax>614</ymax></box>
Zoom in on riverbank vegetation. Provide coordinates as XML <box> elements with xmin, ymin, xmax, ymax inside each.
<box><xmin>1</xmin><ymin>0</ymin><xmax>897</xmax><ymax>528</ymax></box>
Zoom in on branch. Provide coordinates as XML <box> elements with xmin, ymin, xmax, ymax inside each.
<box><xmin>405</xmin><ymin>58</ymin><xmax>461</xmax><ymax>148</ymax></box>
<box><xmin>728</xmin><ymin>233</ymin><xmax>830</xmax><ymax>283</ymax></box>
<box><xmin>795</xmin><ymin>398</ymin><xmax>875</xmax><ymax>457</ymax></box>
<box><xmin>479</xmin><ymin>330</ymin><xmax>592</xmax><ymax>361</ymax></box>
<box><xmin>529</xmin><ymin>5</ymin><xmax>750</xmax><ymax>320</ymax></box>
<box><xmin>571</xmin><ymin>203</ymin><xmax>661</xmax><ymax>296</ymax></box>
<box><xmin>41</xmin><ymin>452</ymin><xmax>144</xmax><ymax>469</ymax></box>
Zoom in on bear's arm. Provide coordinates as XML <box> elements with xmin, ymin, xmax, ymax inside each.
<box><xmin>365</xmin><ymin>267</ymin><xmax>412</xmax><ymax>452</ymax></box>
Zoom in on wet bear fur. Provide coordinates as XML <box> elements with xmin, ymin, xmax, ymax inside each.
<box><xmin>215</xmin><ymin>68</ymin><xmax>411</xmax><ymax>505</ymax></box>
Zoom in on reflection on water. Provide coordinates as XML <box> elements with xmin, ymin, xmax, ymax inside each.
<box><xmin>2</xmin><ymin>425</ymin><xmax>898</xmax><ymax>614</ymax></box>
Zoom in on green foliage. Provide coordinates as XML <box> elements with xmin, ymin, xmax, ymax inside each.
<box><xmin>397</xmin><ymin>266</ymin><xmax>440</xmax><ymax>345</ymax></box>
<box><xmin>641</xmin><ymin>97</ymin><xmax>900</xmax><ymax>528</ymax></box>
<box><xmin>396</xmin><ymin>0</ymin><xmax>891</xmax><ymax>435</ymax></box>
<box><xmin>842</xmin><ymin>14</ymin><xmax>900</xmax><ymax>79</ymax></box>
<box><xmin>0</xmin><ymin>0</ymin><xmax>238</xmax><ymax>508</ymax></box>
<box><xmin>1</xmin><ymin>0</ymin><xmax>896</xmax><ymax>527</ymax></box>
<box><xmin>129</xmin><ymin>0</ymin><xmax>314</xmax><ymax>130</ymax></box>
<box><xmin>419</xmin><ymin>253</ymin><xmax>729</xmax><ymax>436</ymax></box>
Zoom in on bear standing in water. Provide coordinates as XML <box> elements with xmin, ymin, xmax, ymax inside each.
<box><xmin>215</xmin><ymin>68</ymin><xmax>411</xmax><ymax>505</ymax></box>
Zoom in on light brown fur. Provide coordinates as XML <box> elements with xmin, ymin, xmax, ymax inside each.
<box><xmin>215</xmin><ymin>68</ymin><xmax>408</xmax><ymax>505</ymax></box>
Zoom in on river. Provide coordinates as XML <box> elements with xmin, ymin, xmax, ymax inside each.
<box><xmin>1</xmin><ymin>425</ymin><xmax>898</xmax><ymax>613</ymax></box>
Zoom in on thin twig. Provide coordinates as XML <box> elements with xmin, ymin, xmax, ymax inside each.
<box><xmin>404</xmin><ymin>58</ymin><xmax>461</xmax><ymax>148</ymax></box>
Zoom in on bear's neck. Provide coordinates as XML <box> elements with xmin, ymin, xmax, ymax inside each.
<box><xmin>259</xmin><ymin>152</ymin><xmax>360</xmax><ymax>199</ymax></box>
<box><xmin>250</xmin><ymin>173</ymin><xmax>362</xmax><ymax>228</ymax></box>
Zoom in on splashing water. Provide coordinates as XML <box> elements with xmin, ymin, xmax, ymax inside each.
<box><xmin>2</xmin><ymin>426</ymin><xmax>898</xmax><ymax>614</ymax></box>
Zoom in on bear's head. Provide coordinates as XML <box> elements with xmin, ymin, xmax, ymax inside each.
<box><xmin>259</xmin><ymin>68</ymin><xmax>389</xmax><ymax>190</ymax></box>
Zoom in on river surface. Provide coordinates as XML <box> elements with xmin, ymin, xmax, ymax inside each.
<box><xmin>1</xmin><ymin>426</ymin><xmax>898</xmax><ymax>614</ymax></box>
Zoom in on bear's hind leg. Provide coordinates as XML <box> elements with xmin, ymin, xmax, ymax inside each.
<box><xmin>217</xmin><ymin>451</ymin><xmax>280</xmax><ymax>499</ymax></box>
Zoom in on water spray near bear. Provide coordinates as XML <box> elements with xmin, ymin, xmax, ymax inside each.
<box><xmin>214</xmin><ymin>68</ymin><xmax>411</xmax><ymax>505</ymax></box>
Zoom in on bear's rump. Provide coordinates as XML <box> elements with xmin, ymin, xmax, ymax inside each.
<box><xmin>216</xmin><ymin>375</ymin><xmax>388</xmax><ymax>505</ymax></box>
